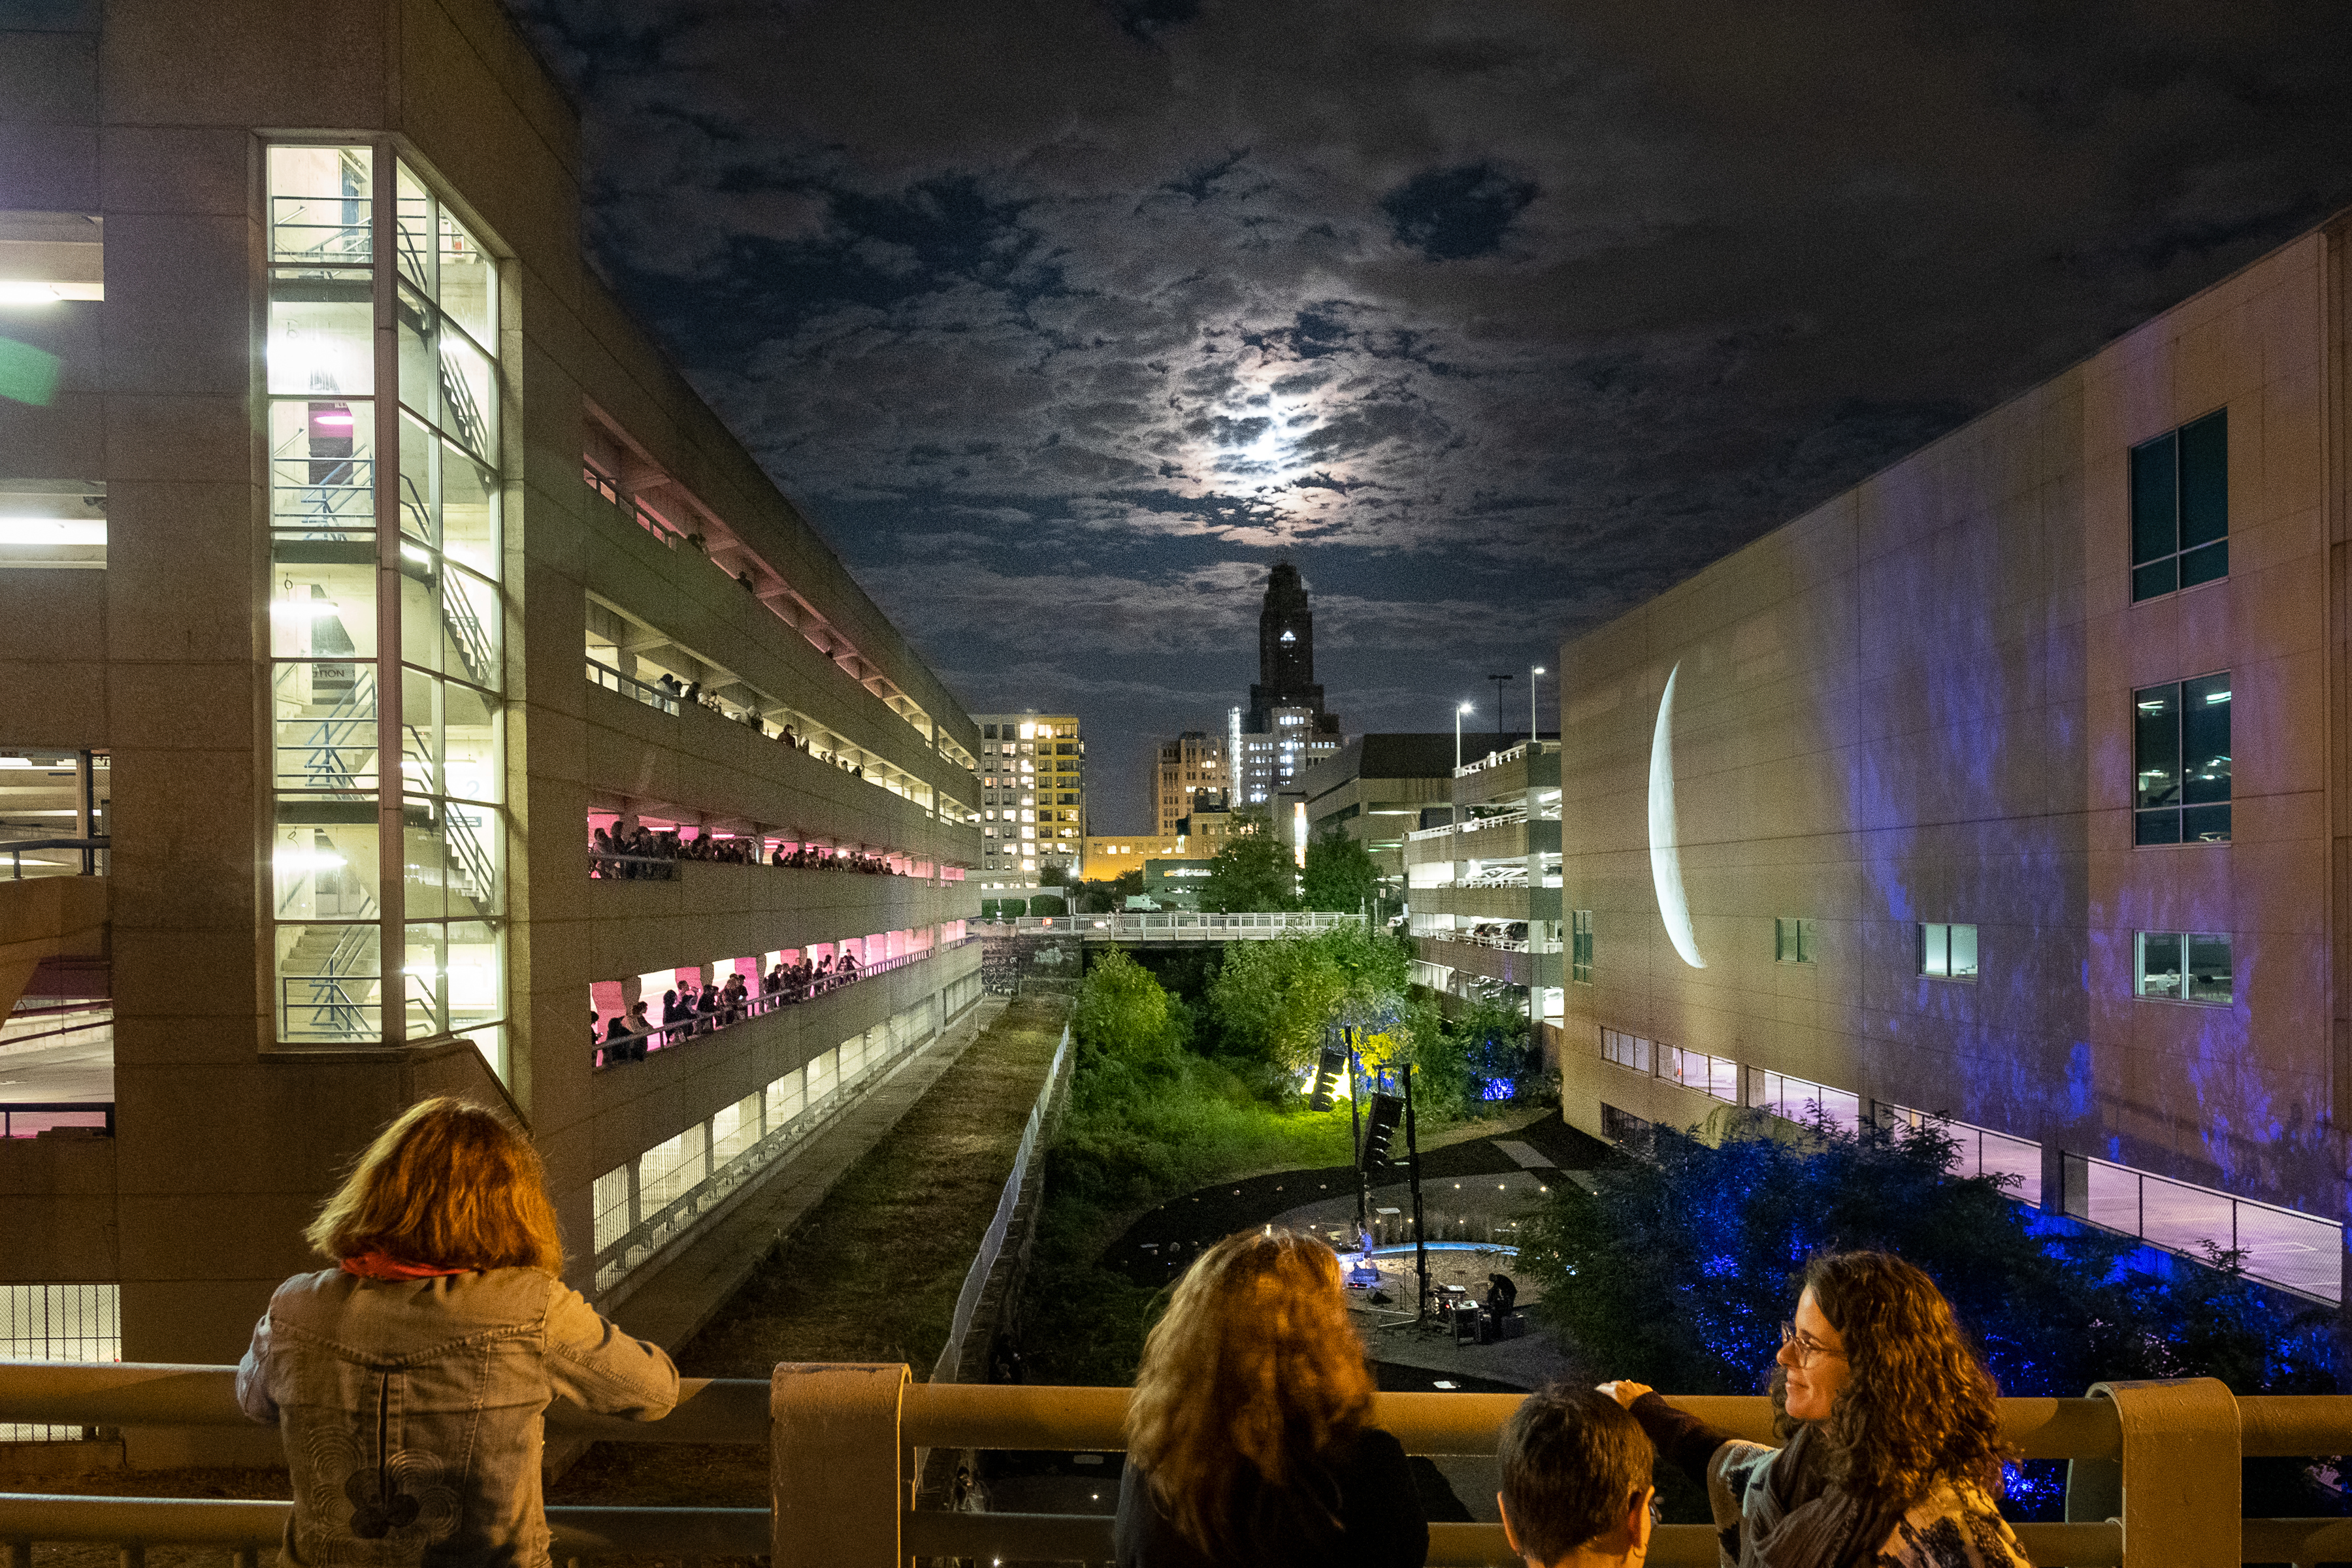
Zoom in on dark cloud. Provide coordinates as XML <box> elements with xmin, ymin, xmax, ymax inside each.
<box><xmin>1380</xmin><ymin>163</ymin><xmax>1539</xmax><ymax>261</ymax></box>
<box><xmin>504</xmin><ymin>0</ymin><xmax>2352</xmax><ymax>828</ymax></box>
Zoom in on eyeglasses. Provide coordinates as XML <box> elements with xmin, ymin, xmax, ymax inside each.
<box><xmin>1778</xmin><ymin>1320</ymin><xmax>1846</xmax><ymax>1365</ymax></box>
<box><xmin>1647</xmin><ymin>1492</ymin><xmax>1664</xmax><ymax>1526</ymax></box>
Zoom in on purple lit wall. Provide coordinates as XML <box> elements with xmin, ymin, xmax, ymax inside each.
<box><xmin>1555</xmin><ymin>224</ymin><xmax>2347</xmax><ymax>1240</ymax></box>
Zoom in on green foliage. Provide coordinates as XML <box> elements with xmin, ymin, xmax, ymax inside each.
<box><xmin>1300</xmin><ymin>825</ymin><xmax>1380</xmax><ymax>913</ymax></box>
<box><xmin>1028</xmin><ymin>894</ymin><xmax>1068</xmax><ymax>917</ymax></box>
<box><xmin>1205</xmin><ymin>924</ymin><xmax>1416</xmax><ymax>1071</ymax></box>
<box><xmin>1026</xmin><ymin>951</ymin><xmax>1355</xmax><ymax>1382</ymax></box>
<box><xmin>1039</xmin><ymin>864</ymin><xmax>1073</xmax><ymax>888</ymax></box>
<box><xmin>1413</xmin><ymin>994</ymin><xmax>1541</xmax><ymax>1119</ymax></box>
<box><xmin>1519</xmin><ymin>1115</ymin><xmax>2342</xmax><ymax>1403</ymax></box>
<box><xmin>1199</xmin><ymin>811</ymin><xmax>1298</xmax><ymax>913</ymax></box>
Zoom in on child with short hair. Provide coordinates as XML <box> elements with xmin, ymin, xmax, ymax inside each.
<box><xmin>1496</xmin><ymin>1384</ymin><xmax>1659</xmax><ymax>1568</ymax></box>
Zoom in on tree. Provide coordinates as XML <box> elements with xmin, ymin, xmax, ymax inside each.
<box><xmin>1517</xmin><ymin>1115</ymin><xmax>2342</xmax><ymax>1408</ymax></box>
<box><xmin>1416</xmin><ymin>994</ymin><xmax>1539</xmax><ymax>1116</ymax></box>
<box><xmin>1300</xmin><ymin>825</ymin><xmax>1379</xmax><ymax>913</ymax></box>
<box><xmin>1206</xmin><ymin>924</ymin><xmax>1416</xmax><ymax>1073</ymax></box>
<box><xmin>1199</xmin><ymin>810</ymin><xmax>1297</xmax><ymax>913</ymax></box>
<box><xmin>1039</xmin><ymin>864</ymin><xmax>1074</xmax><ymax>888</ymax></box>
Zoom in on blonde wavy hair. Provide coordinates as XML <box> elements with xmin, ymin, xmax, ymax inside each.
<box><xmin>306</xmin><ymin>1098</ymin><xmax>564</xmax><ymax>1274</ymax></box>
<box><xmin>1126</xmin><ymin>1228</ymin><xmax>1376</xmax><ymax>1556</ymax></box>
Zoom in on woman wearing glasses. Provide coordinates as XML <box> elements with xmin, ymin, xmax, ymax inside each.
<box><xmin>1603</xmin><ymin>1250</ymin><xmax>2031</xmax><ymax>1567</ymax></box>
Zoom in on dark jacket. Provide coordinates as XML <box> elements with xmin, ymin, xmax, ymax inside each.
<box><xmin>1113</xmin><ymin>1427</ymin><xmax>1427</xmax><ymax>1568</ymax></box>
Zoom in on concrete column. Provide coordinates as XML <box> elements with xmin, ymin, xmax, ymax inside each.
<box><xmin>2068</xmin><ymin>1378</ymin><xmax>2238</xmax><ymax>1567</ymax></box>
<box><xmin>772</xmin><ymin>1362</ymin><xmax>909</xmax><ymax>1568</ymax></box>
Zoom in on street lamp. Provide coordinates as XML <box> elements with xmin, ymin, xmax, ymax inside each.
<box><xmin>1454</xmin><ymin>701</ymin><xmax>1475</xmax><ymax>771</ymax></box>
<box><xmin>1531</xmin><ymin>664</ymin><xmax>1546</xmax><ymax>747</ymax></box>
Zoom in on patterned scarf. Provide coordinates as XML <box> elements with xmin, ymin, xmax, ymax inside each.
<box><xmin>1739</xmin><ymin>1425</ymin><xmax>1908</xmax><ymax>1568</ymax></box>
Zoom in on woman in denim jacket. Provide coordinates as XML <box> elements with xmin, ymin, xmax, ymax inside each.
<box><xmin>237</xmin><ymin>1098</ymin><xmax>679</xmax><ymax>1567</ymax></box>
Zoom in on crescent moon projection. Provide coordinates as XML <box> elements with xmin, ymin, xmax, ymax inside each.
<box><xmin>1649</xmin><ymin>663</ymin><xmax>1706</xmax><ymax>969</ymax></box>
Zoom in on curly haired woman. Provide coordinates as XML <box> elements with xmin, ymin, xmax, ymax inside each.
<box><xmin>236</xmin><ymin>1099</ymin><xmax>678</xmax><ymax>1567</ymax></box>
<box><xmin>1116</xmin><ymin>1227</ymin><xmax>1428</xmax><ymax>1568</ymax></box>
<box><xmin>1604</xmin><ymin>1250</ymin><xmax>2031</xmax><ymax>1568</ymax></box>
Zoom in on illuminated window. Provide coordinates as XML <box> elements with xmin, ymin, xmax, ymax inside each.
<box><xmin>2131</xmin><ymin>410</ymin><xmax>2227</xmax><ymax>602</ymax></box>
<box><xmin>1571</xmin><ymin>909</ymin><xmax>1593</xmax><ymax>984</ymax></box>
<box><xmin>2134</xmin><ymin>931</ymin><xmax>2232</xmax><ymax>1005</ymax></box>
<box><xmin>2134</xmin><ymin>674</ymin><xmax>2230</xmax><ymax>845</ymax></box>
<box><xmin>1918</xmin><ymin>923</ymin><xmax>1978</xmax><ymax>981</ymax></box>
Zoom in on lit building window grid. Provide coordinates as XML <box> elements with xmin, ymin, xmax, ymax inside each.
<box><xmin>264</xmin><ymin>140</ymin><xmax>510</xmax><ymax>1070</ymax></box>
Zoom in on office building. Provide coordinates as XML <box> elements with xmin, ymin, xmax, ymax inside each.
<box><xmin>0</xmin><ymin>0</ymin><xmax>984</xmax><ymax>1417</ymax></box>
<box><xmin>1228</xmin><ymin>562</ymin><xmax>1345</xmax><ymax>808</ymax></box>
<box><xmin>1149</xmin><ymin>728</ymin><xmax>1226</xmax><ymax>837</ymax></box>
<box><xmin>1079</xmin><ymin>834</ymin><xmax>1187</xmax><ymax>881</ymax></box>
<box><xmin>1554</xmin><ymin>210</ymin><xmax>2352</xmax><ymax>1305</ymax></box>
<box><xmin>1300</xmin><ymin>734</ymin><xmax>1460</xmax><ymax>892</ymax></box>
<box><xmin>973</xmin><ymin>712</ymin><xmax>1084</xmax><ymax>889</ymax></box>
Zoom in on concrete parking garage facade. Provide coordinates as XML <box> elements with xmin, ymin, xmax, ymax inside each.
<box><xmin>0</xmin><ymin>0</ymin><xmax>983</xmax><ymax>1410</ymax></box>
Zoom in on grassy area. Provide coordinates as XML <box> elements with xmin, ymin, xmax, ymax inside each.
<box><xmin>551</xmin><ymin>994</ymin><xmax>1069</xmax><ymax>1509</ymax></box>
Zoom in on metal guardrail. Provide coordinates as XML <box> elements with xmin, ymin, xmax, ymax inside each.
<box><xmin>984</xmin><ymin>911</ymin><xmax>1363</xmax><ymax>939</ymax></box>
<box><xmin>593</xmin><ymin>938</ymin><xmax>979</xmax><ymax>1070</ymax></box>
<box><xmin>1406</xmin><ymin>808</ymin><xmax>1529</xmax><ymax>842</ymax></box>
<box><xmin>3</xmin><ymin>836</ymin><xmax>108</xmax><ymax>880</ymax></box>
<box><xmin>5</xmin><ymin>1365</ymin><xmax>2349</xmax><ymax>1565</ymax></box>
<box><xmin>1453</xmin><ymin>738</ymin><xmax>1558</xmax><ymax>779</ymax></box>
<box><xmin>585</xmin><ymin>657</ymin><xmax>679</xmax><ymax>716</ymax></box>
<box><xmin>585</xmin><ymin>851</ymin><xmax>682</xmax><ymax>881</ymax></box>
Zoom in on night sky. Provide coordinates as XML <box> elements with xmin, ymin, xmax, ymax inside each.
<box><xmin>507</xmin><ymin>1</ymin><xmax>2352</xmax><ymax>832</ymax></box>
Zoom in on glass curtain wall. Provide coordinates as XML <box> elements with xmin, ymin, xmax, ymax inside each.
<box><xmin>265</xmin><ymin>144</ymin><xmax>510</xmax><ymax>1076</ymax></box>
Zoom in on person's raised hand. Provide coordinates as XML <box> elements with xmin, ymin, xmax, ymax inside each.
<box><xmin>1597</xmin><ymin>1380</ymin><xmax>1652</xmax><ymax>1409</ymax></box>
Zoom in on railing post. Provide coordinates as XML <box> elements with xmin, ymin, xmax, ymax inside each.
<box><xmin>772</xmin><ymin>1362</ymin><xmax>910</xmax><ymax>1568</ymax></box>
<box><xmin>2068</xmin><ymin>1378</ymin><xmax>2238</xmax><ymax>1567</ymax></box>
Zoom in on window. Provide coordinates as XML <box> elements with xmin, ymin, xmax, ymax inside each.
<box><xmin>1571</xmin><ymin>909</ymin><xmax>1593</xmax><ymax>983</ymax></box>
<box><xmin>1918</xmin><ymin>923</ymin><xmax>1978</xmax><ymax>979</ymax></box>
<box><xmin>1774</xmin><ymin>917</ymin><xmax>1815</xmax><ymax>964</ymax></box>
<box><xmin>2131</xmin><ymin>410</ymin><xmax>2227</xmax><ymax>602</ymax></box>
<box><xmin>1599</xmin><ymin>1026</ymin><xmax>1648</xmax><ymax>1071</ymax></box>
<box><xmin>2134</xmin><ymin>674</ymin><xmax>2230</xmax><ymax>845</ymax></box>
<box><xmin>2135</xmin><ymin>930</ymin><xmax>2232</xmax><ymax>1005</ymax></box>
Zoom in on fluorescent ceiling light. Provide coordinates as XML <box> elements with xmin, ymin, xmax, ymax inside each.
<box><xmin>0</xmin><ymin>280</ymin><xmax>100</xmax><ymax>304</ymax></box>
<box><xmin>0</xmin><ymin>518</ymin><xmax>105</xmax><ymax>546</ymax></box>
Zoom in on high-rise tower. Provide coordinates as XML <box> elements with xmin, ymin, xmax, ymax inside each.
<box><xmin>1248</xmin><ymin>561</ymin><xmax>1324</xmax><ymax>730</ymax></box>
<box><xmin>1232</xmin><ymin>563</ymin><xmax>1343</xmax><ymax>808</ymax></box>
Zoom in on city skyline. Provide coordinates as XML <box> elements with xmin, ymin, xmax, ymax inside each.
<box><xmin>507</xmin><ymin>0</ymin><xmax>2352</xmax><ymax>828</ymax></box>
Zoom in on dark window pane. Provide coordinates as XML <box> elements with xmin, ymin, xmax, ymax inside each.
<box><xmin>2131</xmin><ymin>559</ymin><xmax>2177</xmax><ymax>602</ymax></box>
<box><xmin>2135</xmin><ymin>809</ymin><xmax>2182</xmax><ymax>846</ymax></box>
<box><xmin>2133</xmin><ymin>683</ymin><xmax>2181</xmax><ymax>809</ymax></box>
<box><xmin>2131</xmin><ymin>432</ymin><xmax>2178</xmax><ymax>566</ymax></box>
<box><xmin>2181</xmin><ymin>802</ymin><xmax>2230</xmax><ymax>842</ymax></box>
<box><xmin>2179</xmin><ymin>539</ymin><xmax>2227</xmax><ymax>589</ymax></box>
<box><xmin>2185</xmin><ymin>933</ymin><xmax>2232</xmax><ymax>1004</ymax></box>
<box><xmin>2138</xmin><ymin>931</ymin><xmax>2183</xmax><ymax>998</ymax></box>
<box><xmin>2178</xmin><ymin>410</ymin><xmax>2227</xmax><ymax>547</ymax></box>
<box><xmin>2180</xmin><ymin>673</ymin><xmax>2230</xmax><ymax>805</ymax></box>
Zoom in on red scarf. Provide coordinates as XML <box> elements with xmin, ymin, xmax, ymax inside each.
<box><xmin>340</xmin><ymin>1251</ymin><xmax>474</xmax><ymax>1281</ymax></box>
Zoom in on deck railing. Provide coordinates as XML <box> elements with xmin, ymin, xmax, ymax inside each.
<box><xmin>3</xmin><ymin>1364</ymin><xmax>2351</xmax><ymax>1565</ymax></box>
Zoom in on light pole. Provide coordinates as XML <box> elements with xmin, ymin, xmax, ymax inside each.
<box><xmin>1488</xmin><ymin>674</ymin><xmax>1513</xmax><ymax>753</ymax></box>
<box><xmin>1454</xmin><ymin>701</ymin><xmax>1475</xmax><ymax>771</ymax></box>
<box><xmin>1531</xmin><ymin>664</ymin><xmax>1545</xmax><ymax>747</ymax></box>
